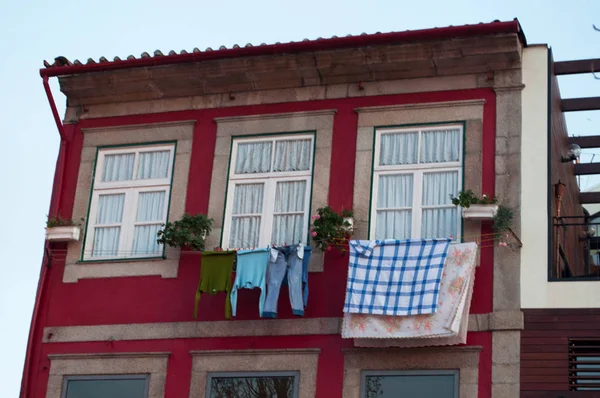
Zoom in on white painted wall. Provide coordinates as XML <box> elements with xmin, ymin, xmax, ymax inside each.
<box><xmin>521</xmin><ymin>45</ymin><xmax>600</xmax><ymax>308</ymax></box>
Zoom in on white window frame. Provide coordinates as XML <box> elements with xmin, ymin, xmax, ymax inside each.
<box><xmin>82</xmin><ymin>144</ymin><xmax>175</xmax><ymax>261</ymax></box>
<box><xmin>370</xmin><ymin>124</ymin><xmax>463</xmax><ymax>240</ymax></box>
<box><xmin>221</xmin><ymin>134</ymin><xmax>314</xmax><ymax>249</ymax></box>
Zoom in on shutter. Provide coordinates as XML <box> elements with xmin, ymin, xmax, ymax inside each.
<box><xmin>569</xmin><ymin>339</ymin><xmax>600</xmax><ymax>390</ymax></box>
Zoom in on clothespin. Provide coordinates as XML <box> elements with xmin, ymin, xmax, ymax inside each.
<box><xmin>475</xmin><ymin>239</ymin><xmax>479</xmax><ymax>246</ymax></box>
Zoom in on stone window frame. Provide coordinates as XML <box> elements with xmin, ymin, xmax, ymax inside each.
<box><xmin>63</xmin><ymin>121</ymin><xmax>194</xmax><ymax>283</ymax></box>
<box><xmin>221</xmin><ymin>132</ymin><xmax>316</xmax><ymax>249</ymax></box>
<box><xmin>208</xmin><ymin>110</ymin><xmax>335</xmax><ymax>272</ymax></box>
<box><xmin>343</xmin><ymin>346</ymin><xmax>481</xmax><ymax>398</ymax></box>
<box><xmin>360</xmin><ymin>369</ymin><xmax>459</xmax><ymax>398</ymax></box>
<box><xmin>189</xmin><ymin>349</ymin><xmax>319</xmax><ymax>398</ymax></box>
<box><xmin>352</xmin><ymin>100</ymin><xmax>486</xmax><ymax>243</ymax></box>
<box><xmin>81</xmin><ymin>142</ymin><xmax>176</xmax><ymax>261</ymax></box>
<box><xmin>205</xmin><ymin>371</ymin><xmax>300</xmax><ymax>398</ymax></box>
<box><xmin>60</xmin><ymin>374</ymin><xmax>150</xmax><ymax>398</ymax></box>
<box><xmin>46</xmin><ymin>352</ymin><xmax>169</xmax><ymax>398</ymax></box>
<box><xmin>369</xmin><ymin>123</ymin><xmax>465</xmax><ymax>240</ymax></box>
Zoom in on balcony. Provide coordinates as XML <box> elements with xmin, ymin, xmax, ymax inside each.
<box><xmin>553</xmin><ymin>215</ymin><xmax>600</xmax><ymax>280</ymax></box>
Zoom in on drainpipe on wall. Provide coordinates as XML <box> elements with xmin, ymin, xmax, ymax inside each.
<box><xmin>20</xmin><ymin>75</ymin><xmax>69</xmax><ymax>398</ymax></box>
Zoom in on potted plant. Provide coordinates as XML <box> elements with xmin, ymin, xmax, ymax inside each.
<box><xmin>450</xmin><ymin>190</ymin><xmax>499</xmax><ymax>220</ymax></box>
<box><xmin>45</xmin><ymin>215</ymin><xmax>84</xmax><ymax>242</ymax></box>
<box><xmin>311</xmin><ymin>207</ymin><xmax>354</xmax><ymax>253</ymax></box>
<box><xmin>157</xmin><ymin>213</ymin><xmax>213</xmax><ymax>251</ymax></box>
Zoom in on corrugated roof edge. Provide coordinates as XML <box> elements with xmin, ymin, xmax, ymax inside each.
<box><xmin>40</xmin><ymin>18</ymin><xmax>525</xmax><ymax>78</ymax></box>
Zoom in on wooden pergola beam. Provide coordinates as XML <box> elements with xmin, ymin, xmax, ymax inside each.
<box><xmin>554</xmin><ymin>58</ymin><xmax>600</xmax><ymax>75</ymax></box>
<box><xmin>580</xmin><ymin>192</ymin><xmax>600</xmax><ymax>204</ymax></box>
<box><xmin>562</xmin><ymin>97</ymin><xmax>600</xmax><ymax>112</ymax></box>
<box><xmin>575</xmin><ymin>163</ymin><xmax>600</xmax><ymax>175</ymax></box>
<box><xmin>569</xmin><ymin>136</ymin><xmax>600</xmax><ymax>149</ymax></box>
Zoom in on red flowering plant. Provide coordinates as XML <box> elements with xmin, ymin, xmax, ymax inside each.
<box><xmin>310</xmin><ymin>206</ymin><xmax>353</xmax><ymax>252</ymax></box>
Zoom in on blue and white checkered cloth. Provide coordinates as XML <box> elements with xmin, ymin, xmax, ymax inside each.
<box><xmin>343</xmin><ymin>238</ymin><xmax>451</xmax><ymax>316</ymax></box>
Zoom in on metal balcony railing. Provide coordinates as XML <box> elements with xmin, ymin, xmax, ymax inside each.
<box><xmin>553</xmin><ymin>216</ymin><xmax>600</xmax><ymax>280</ymax></box>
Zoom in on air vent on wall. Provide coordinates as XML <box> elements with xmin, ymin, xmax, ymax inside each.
<box><xmin>569</xmin><ymin>339</ymin><xmax>600</xmax><ymax>391</ymax></box>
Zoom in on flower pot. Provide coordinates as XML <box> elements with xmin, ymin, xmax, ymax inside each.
<box><xmin>343</xmin><ymin>217</ymin><xmax>354</xmax><ymax>231</ymax></box>
<box><xmin>462</xmin><ymin>204</ymin><xmax>498</xmax><ymax>220</ymax></box>
<box><xmin>45</xmin><ymin>226</ymin><xmax>81</xmax><ymax>242</ymax></box>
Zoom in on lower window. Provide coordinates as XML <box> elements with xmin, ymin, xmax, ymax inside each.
<box><xmin>361</xmin><ymin>370</ymin><xmax>458</xmax><ymax>398</ymax></box>
<box><xmin>62</xmin><ymin>375</ymin><xmax>149</xmax><ymax>398</ymax></box>
<box><xmin>207</xmin><ymin>372</ymin><xmax>299</xmax><ymax>398</ymax></box>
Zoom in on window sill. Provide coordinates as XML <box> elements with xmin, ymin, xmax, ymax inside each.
<box><xmin>64</xmin><ymin>251</ymin><xmax>180</xmax><ymax>283</ymax></box>
<box><xmin>77</xmin><ymin>255</ymin><xmax>166</xmax><ymax>264</ymax></box>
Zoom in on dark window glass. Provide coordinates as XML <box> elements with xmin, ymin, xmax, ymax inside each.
<box><xmin>63</xmin><ymin>376</ymin><xmax>148</xmax><ymax>398</ymax></box>
<box><xmin>363</xmin><ymin>372</ymin><xmax>457</xmax><ymax>398</ymax></box>
<box><xmin>208</xmin><ymin>373</ymin><xmax>298</xmax><ymax>398</ymax></box>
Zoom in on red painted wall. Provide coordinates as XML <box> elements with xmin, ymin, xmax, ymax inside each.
<box><xmin>27</xmin><ymin>88</ymin><xmax>496</xmax><ymax>398</ymax></box>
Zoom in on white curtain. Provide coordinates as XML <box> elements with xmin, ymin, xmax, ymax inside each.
<box><xmin>420</xmin><ymin>129</ymin><xmax>461</xmax><ymax>163</ymax></box>
<box><xmin>272</xmin><ymin>181</ymin><xmax>306</xmax><ymax>245</ymax></box>
<box><xmin>422</xmin><ymin>171</ymin><xmax>459</xmax><ymax>238</ymax></box>
<box><xmin>379</xmin><ymin>132</ymin><xmax>418</xmax><ymax>165</ymax></box>
<box><xmin>230</xmin><ymin>183</ymin><xmax>264</xmax><ymax>248</ymax></box>
<box><xmin>133</xmin><ymin>191</ymin><xmax>166</xmax><ymax>255</ymax></box>
<box><xmin>376</xmin><ymin>174</ymin><xmax>413</xmax><ymax>239</ymax></box>
<box><xmin>92</xmin><ymin>194</ymin><xmax>125</xmax><ymax>257</ymax></box>
<box><xmin>273</xmin><ymin>139</ymin><xmax>311</xmax><ymax>171</ymax></box>
<box><xmin>137</xmin><ymin>150</ymin><xmax>171</xmax><ymax>179</ymax></box>
<box><xmin>235</xmin><ymin>142</ymin><xmax>272</xmax><ymax>174</ymax></box>
<box><xmin>103</xmin><ymin>153</ymin><xmax>134</xmax><ymax>182</ymax></box>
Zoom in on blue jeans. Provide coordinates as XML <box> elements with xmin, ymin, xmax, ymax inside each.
<box><xmin>262</xmin><ymin>245</ymin><xmax>305</xmax><ymax>317</ymax></box>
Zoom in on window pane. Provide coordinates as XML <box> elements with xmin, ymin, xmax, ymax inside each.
<box><xmin>364</xmin><ymin>374</ymin><xmax>456</xmax><ymax>398</ymax></box>
<box><xmin>421</xmin><ymin>128</ymin><xmax>461</xmax><ymax>163</ymax></box>
<box><xmin>376</xmin><ymin>210</ymin><xmax>411</xmax><ymax>240</ymax></box>
<box><xmin>92</xmin><ymin>227</ymin><xmax>121</xmax><ymax>257</ymax></box>
<box><xmin>97</xmin><ymin>194</ymin><xmax>125</xmax><ymax>224</ymax></box>
<box><xmin>273</xmin><ymin>139</ymin><xmax>312</xmax><ymax>171</ymax></box>
<box><xmin>137</xmin><ymin>150</ymin><xmax>171</xmax><ymax>180</ymax></box>
<box><xmin>209</xmin><ymin>375</ymin><xmax>296</xmax><ymax>398</ymax></box>
<box><xmin>422</xmin><ymin>208</ymin><xmax>457</xmax><ymax>239</ymax></box>
<box><xmin>65</xmin><ymin>377</ymin><xmax>147</xmax><ymax>398</ymax></box>
<box><xmin>422</xmin><ymin>171</ymin><xmax>459</xmax><ymax>239</ymax></box>
<box><xmin>232</xmin><ymin>184</ymin><xmax>264</xmax><ymax>215</ymax></box>
<box><xmin>235</xmin><ymin>142</ymin><xmax>273</xmax><ymax>174</ymax></box>
<box><xmin>133</xmin><ymin>224</ymin><xmax>162</xmax><ymax>255</ymax></box>
<box><xmin>422</xmin><ymin>171</ymin><xmax>458</xmax><ymax>206</ymax></box>
<box><xmin>102</xmin><ymin>153</ymin><xmax>135</xmax><ymax>182</ymax></box>
<box><xmin>136</xmin><ymin>191</ymin><xmax>166</xmax><ymax>222</ymax></box>
<box><xmin>377</xmin><ymin>174</ymin><xmax>413</xmax><ymax>209</ymax></box>
<box><xmin>229</xmin><ymin>184</ymin><xmax>264</xmax><ymax>248</ymax></box>
<box><xmin>272</xmin><ymin>181</ymin><xmax>306</xmax><ymax>246</ymax></box>
<box><xmin>379</xmin><ymin>132</ymin><xmax>418</xmax><ymax>165</ymax></box>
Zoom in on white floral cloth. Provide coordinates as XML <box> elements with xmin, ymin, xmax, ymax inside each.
<box><xmin>341</xmin><ymin>242</ymin><xmax>477</xmax><ymax>345</ymax></box>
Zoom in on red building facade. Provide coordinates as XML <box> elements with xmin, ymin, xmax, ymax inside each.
<box><xmin>23</xmin><ymin>20</ymin><xmax>526</xmax><ymax>398</ymax></box>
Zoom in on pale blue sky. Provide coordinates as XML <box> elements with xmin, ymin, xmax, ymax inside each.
<box><xmin>1</xmin><ymin>0</ymin><xmax>599</xmax><ymax>396</ymax></box>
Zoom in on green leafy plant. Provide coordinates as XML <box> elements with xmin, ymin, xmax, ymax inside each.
<box><xmin>492</xmin><ymin>205</ymin><xmax>514</xmax><ymax>235</ymax></box>
<box><xmin>46</xmin><ymin>215</ymin><xmax>84</xmax><ymax>228</ymax></box>
<box><xmin>157</xmin><ymin>213</ymin><xmax>213</xmax><ymax>251</ymax></box>
<box><xmin>450</xmin><ymin>190</ymin><xmax>498</xmax><ymax>208</ymax></box>
<box><xmin>311</xmin><ymin>206</ymin><xmax>353</xmax><ymax>252</ymax></box>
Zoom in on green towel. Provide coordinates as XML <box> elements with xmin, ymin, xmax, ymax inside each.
<box><xmin>194</xmin><ymin>250</ymin><xmax>236</xmax><ymax>319</ymax></box>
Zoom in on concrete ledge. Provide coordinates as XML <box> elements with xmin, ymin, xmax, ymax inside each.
<box><xmin>190</xmin><ymin>348</ymin><xmax>320</xmax><ymax>356</ymax></box>
<box><xmin>48</xmin><ymin>352</ymin><xmax>170</xmax><ymax>360</ymax></box>
<box><xmin>42</xmin><ymin>312</ymin><xmax>522</xmax><ymax>343</ymax></box>
<box><xmin>43</xmin><ymin>317</ymin><xmax>342</xmax><ymax>343</ymax></box>
<box><xmin>214</xmin><ymin>109</ymin><xmax>336</xmax><ymax>123</ymax></box>
<box><xmin>354</xmin><ymin>99</ymin><xmax>486</xmax><ymax>113</ymax></box>
<box><xmin>468</xmin><ymin>311</ymin><xmax>524</xmax><ymax>332</ymax></box>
